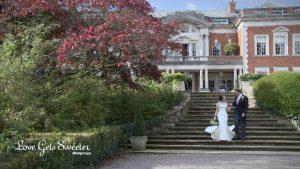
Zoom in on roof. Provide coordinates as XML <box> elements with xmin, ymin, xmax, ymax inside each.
<box><xmin>152</xmin><ymin>10</ymin><xmax>237</xmax><ymax>19</ymax></box>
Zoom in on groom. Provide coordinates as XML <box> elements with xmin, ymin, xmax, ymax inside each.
<box><xmin>232</xmin><ymin>89</ymin><xmax>249</xmax><ymax>141</ymax></box>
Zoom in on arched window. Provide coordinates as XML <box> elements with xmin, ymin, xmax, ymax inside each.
<box><xmin>212</xmin><ymin>41</ymin><xmax>221</xmax><ymax>56</ymax></box>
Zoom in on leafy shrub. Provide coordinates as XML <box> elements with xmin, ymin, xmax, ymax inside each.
<box><xmin>253</xmin><ymin>72</ymin><xmax>300</xmax><ymax>118</ymax></box>
<box><xmin>105</xmin><ymin>80</ymin><xmax>183</xmax><ymax>124</ymax></box>
<box><xmin>132</xmin><ymin>112</ymin><xmax>146</xmax><ymax>136</ymax></box>
<box><xmin>46</xmin><ymin>78</ymin><xmax>110</xmax><ymax>131</ymax></box>
<box><xmin>240</xmin><ymin>73</ymin><xmax>266</xmax><ymax>82</ymax></box>
<box><xmin>161</xmin><ymin>72</ymin><xmax>186</xmax><ymax>84</ymax></box>
<box><xmin>224</xmin><ymin>43</ymin><xmax>239</xmax><ymax>56</ymax></box>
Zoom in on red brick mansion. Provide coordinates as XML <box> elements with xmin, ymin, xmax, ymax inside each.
<box><xmin>154</xmin><ymin>1</ymin><xmax>300</xmax><ymax>92</ymax></box>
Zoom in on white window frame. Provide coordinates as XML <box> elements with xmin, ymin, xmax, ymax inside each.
<box><xmin>255</xmin><ymin>67</ymin><xmax>270</xmax><ymax>75</ymax></box>
<box><xmin>254</xmin><ymin>35</ymin><xmax>269</xmax><ymax>56</ymax></box>
<box><xmin>212</xmin><ymin>41</ymin><xmax>221</xmax><ymax>56</ymax></box>
<box><xmin>293</xmin><ymin>34</ymin><xmax>300</xmax><ymax>56</ymax></box>
<box><xmin>293</xmin><ymin>67</ymin><xmax>300</xmax><ymax>73</ymax></box>
<box><xmin>273</xmin><ymin>67</ymin><xmax>289</xmax><ymax>72</ymax></box>
<box><xmin>273</xmin><ymin>32</ymin><xmax>288</xmax><ymax>56</ymax></box>
<box><xmin>191</xmin><ymin>43</ymin><xmax>197</xmax><ymax>56</ymax></box>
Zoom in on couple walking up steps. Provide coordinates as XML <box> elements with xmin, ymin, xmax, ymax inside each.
<box><xmin>205</xmin><ymin>89</ymin><xmax>249</xmax><ymax>141</ymax></box>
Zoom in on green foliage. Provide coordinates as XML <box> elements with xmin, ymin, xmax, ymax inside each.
<box><xmin>224</xmin><ymin>43</ymin><xmax>239</xmax><ymax>56</ymax></box>
<box><xmin>105</xmin><ymin>80</ymin><xmax>183</xmax><ymax>124</ymax></box>
<box><xmin>239</xmin><ymin>73</ymin><xmax>266</xmax><ymax>82</ymax></box>
<box><xmin>161</xmin><ymin>72</ymin><xmax>186</xmax><ymax>84</ymax></box>
<box><xmin>0</xmin><ymin>19</ymin><xmax>61</xmax><ymax>132</ymax></box>
<box><xmin>42</xmin><ymin>78</ymin><xmax>110</xmax><ymax>131</ymax></box>
<box><xmin>132</xmin><ymin>112</ymin><xmax>146</xmax><ymax>136</ymax></box>
<box><xmin>253</xmin><ymin>72</ymin><xmax>300</xmax><ymax>118</ymax></box>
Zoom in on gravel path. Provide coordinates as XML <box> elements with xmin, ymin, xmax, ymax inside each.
<box><xmin>100</xmin><ymin>152</ymin><xmax>300</xmax><ymax>169</ymax></box>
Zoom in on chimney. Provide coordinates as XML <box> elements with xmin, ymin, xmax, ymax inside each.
<box><xmin>228</xmin><ymin>0</ymin><xmax>236</xmax><ymax>13</ymax></box>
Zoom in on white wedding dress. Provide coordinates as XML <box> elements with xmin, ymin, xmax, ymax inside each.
<box><xmin>205</xmin><ymin>102</ymin><xmax>235</xmax><ymax>141</ymax></box>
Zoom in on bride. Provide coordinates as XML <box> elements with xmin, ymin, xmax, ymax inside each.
<box><xmin>205</xmin><ymin>95</ymin><xmax>235</xmax><ymax>141</ymax></box>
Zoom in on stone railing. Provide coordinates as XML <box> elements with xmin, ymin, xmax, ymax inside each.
<box><xmin>240</xmin><ymin>81</ymin><xmax>256</xmax><ymax>108</ymax></box>
<box><xmin>147</xmin><ymin>93</ymin><xmax>190</xmax><ymax>135</ymax></box>
<box><xmin>164</xmin><ymin>56</ymin><xmax>208</xmax><ymax>62</ymax></box>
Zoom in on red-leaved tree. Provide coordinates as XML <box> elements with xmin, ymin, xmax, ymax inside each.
<box><xmin>3</xmin><ymin>0</ymin><xmax>180</xmax><ymax>84</ymax></box>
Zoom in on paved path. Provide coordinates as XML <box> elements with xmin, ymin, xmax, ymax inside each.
<box><xmin>100</xmin><ymin>152</ymin><xmax>300</xmax><ymax>169</ymax></box>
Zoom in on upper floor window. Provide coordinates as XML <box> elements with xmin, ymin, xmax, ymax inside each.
<box><xmin>273</xmin><ymin>27</ymin><xmax>289</xmax><ymax>56</ymax></box>
<box><xmin>212</xmin><ymin>42</ymin><xmax>221</xmax><ymax>56</ymax></box>
<box><xmin>181</xmin><ymin>25</ymin><xmax>189</xmax><ymax>33</ymax></box>
<box><xmin>255</xmin><ymin>35</ymin><xmax>269</xmax><ymax>56</ymax></box>
<box><xmin>212</xmin><ymin>19</ymin><xmax>229</xmax><ymax>25</ymax></box>
<box><xmin>275</xmin><ymin>36</ymin><xmax>286</xmax><ymax>55</ymax></box>
<box><xmin>192</xmin><ymin>43</ymin><xmax>197</xmax><ymax>56</ymax></box>
<box><xmin>293</xmin><ymin>34</ymin><xmax>300</xmax><ymax>55</ymax></box>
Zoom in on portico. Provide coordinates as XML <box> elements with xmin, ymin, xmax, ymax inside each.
<box><xmin>162</xmin><ymin>62</ymin><xmax>243</xmax><ymax>92</ymax></box>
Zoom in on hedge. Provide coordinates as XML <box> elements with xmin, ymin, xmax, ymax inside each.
<box><xmin>253</xmin><ymin>72</ymin><xmax>300</xmax><ymax>119</ymax></box>
<box><xmin>0</xmin><ymin>126</ymin><xmax>121</xmax><ymax>169</ymax></box>
<box><xmin>239</xmin><ymin>73</ymin><xmax>266</xmax><ymax>82</ymax></box>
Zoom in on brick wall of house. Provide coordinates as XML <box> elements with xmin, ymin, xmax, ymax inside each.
<box><xmin>209</xmin><ymin>33</ymin><xmax>238</xmax><ymax>56</ymax></box>
<box><xmin>247</xmin><ymin>25</ymin><xmax>300</xmax><ymax>73</ymax></box>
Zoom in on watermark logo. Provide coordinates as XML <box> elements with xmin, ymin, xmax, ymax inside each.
<box><xmin>15</xmin><ymin>140</ymin><xmax>92</xmax><ymax>156</ymax></box>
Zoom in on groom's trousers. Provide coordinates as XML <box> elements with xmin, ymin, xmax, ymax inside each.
<box><xmin>233</xmin><ymin>109</ymin><xmax>247</xmax><ymax>139</ymax></box>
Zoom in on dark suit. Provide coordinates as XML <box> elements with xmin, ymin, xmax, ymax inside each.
<box><xmin>232</xmin><ymin>94</ymin><xmax>249</xmax><ymax>139</ymax></box>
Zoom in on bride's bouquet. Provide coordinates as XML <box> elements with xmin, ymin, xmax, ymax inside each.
<box><xmin>209</xmin><ymin>118</ymin><xmax>218</xmax><ymax>126</ymax></box>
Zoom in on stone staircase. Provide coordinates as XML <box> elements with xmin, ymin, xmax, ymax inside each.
<box><xmin>146</xmin><ymin>92</ymin><xmax>300</xmax><ymax>151</ymax></box>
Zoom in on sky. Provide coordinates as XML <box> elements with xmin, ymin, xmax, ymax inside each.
<box><xmin>148</xmin><ymin>0</ymin><xmax>300</xmax><ymax>11</ymax></box>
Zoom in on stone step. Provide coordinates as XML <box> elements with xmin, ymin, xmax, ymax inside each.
<box><xmin>148</xmin><ymin>135</ymin><xmax>300</xmax><ymax>141</ymax></box>
<box><xmin>187</xmin><ymin>112</ymin><xmax>265</xmax><ymax>116</ymax></box>
<box><xmin>174</xmin><ymin>122</ymin><xmax>288</xmax><ymax>127</ymax></box>
<box><xmin>190</xmin><ymin>97</ymin><xmax>236</xmax><ymax>99</ymax></box>
<box><xmin>161</xmin><ymin>131</ymin><xmax>300</xmax><ymax>136</ymax></box>
<box><xmin>147</xmin><ymin>140</ymin><xmax>300</xmax><ymax>146</ymax></box>
<box><xmin>183</xmin><ymin>117</ymin><xmax>273</xmax><ymax>120</ymax></box>
<box><xmin>191</xmin><ymin>92</ymin><xmax>235</xmax><ymax>95</ymax></box>
<box><xmin>184</xmin><ymin>115</ymin><xmax>271</xmax><ymax>118</ymax></box>
<box><xmin>165</xmin><ymin>127</ymin><xmax>295</xmax><ymax>131</ymax></box>
<box><xmin>144</xmin><ymin>145</ymin><xmax>300</xmax><ymax>151</ymax></box>
<box><xmin>188</xmin><ymin>110</ymin><xmax>264</xmax><ymax>114</ymax></box>
<box><xmin>191</xmin><ymin>99</ymin><xmax>235</xmax><ymax>102</ymax></box>
<box><xmin>179</xmin><ymin>119</ymin><xmax>278</xmax><ymax>123</ymax></box>
<box><xmin>191</xmin><ymin>102</ymin><xmax>233</xmax><ymax>105</ymax></box>
<box><xmin>189</xmin><ymin>106</ymin><xmax>260</xmax><ymax>109</ymax></box>
<box><xmin>191</xmin><ymin>94</ymin><xmax>236</xmax><ymax>96</ymax></box>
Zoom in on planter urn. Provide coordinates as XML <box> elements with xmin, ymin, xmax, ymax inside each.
<box><xmin>130</xmin><ymin>136</ymin><xmax>148</xmax><ymax>151</ymax></box>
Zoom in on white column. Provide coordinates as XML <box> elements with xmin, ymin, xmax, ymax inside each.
<box><xmin>199</xmin><ymin>69</ymin><xmax>203</xmax><ymax>90</ymax></box>
<box><xmin>205</xmin><ymin>69</ymin><xmax>209</xmax><ymax>90</ymax></box>
<box><xmin>205</xmin><ymin>35</ymin><xmax>209</xmax><ymax>56</ymax></box>
<box><xmin>171</xmin><ymin>68</ymin><xmax>175</xmax><ymax>73</ymax></box>
<box><xmin>199</xmin><ymin>35</ymin><xmax>203</xmax><ymax>56</ymax></box>
<box><xmin>202</xmin><ymin>35</ymin><xmax>206</xmax><ymax>56</ymax></box>
<box><xmin>188</xmin><ymin>43</ymin><xmax>192</xmax><ymax>57</ymax></box>
<box><xmin>192</xmin><ymin>73</ymin><xmax>196</xmax><ymax>92</ymax></box>
<box><xmin>234</xmin><ymin>69</ymin><xmax>238</xmax><ymax>89</ymax></box>
<box><xmin>166</xmin><ymin>68</ymin><xmax>169</xmax><ymax>73</ymax></box>
<box><xmin>238</xmin><ymin>68</ymin><xmax>243</xmax><ymax>77</ymax></box>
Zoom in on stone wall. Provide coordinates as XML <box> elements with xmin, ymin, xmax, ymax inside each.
<box><xmin>240</xmin><ymin>81</ymin><xmax>256</xmax><ymax>108</ymax></box>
